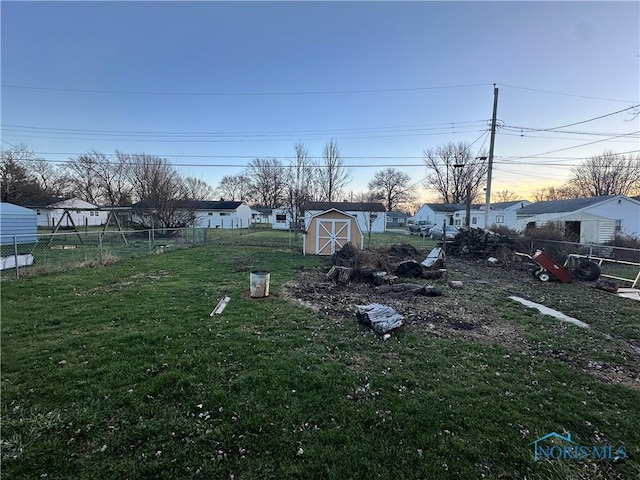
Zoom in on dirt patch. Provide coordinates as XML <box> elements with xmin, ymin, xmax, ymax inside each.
<box><xmin>77</xmin><ymin>271</ymin><xmax>173</xmax><ymax>296</ymax></box>
<box><xmin>283</xmin><ymin>244</ymin><xmax>640</xmax><ymax>389</ymax></box>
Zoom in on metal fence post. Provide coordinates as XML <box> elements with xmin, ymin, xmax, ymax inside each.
<box><xmin>99</xmin><ymin>233</ymin><xmax>104</xmax><ymax>265</ymax></box>
<box><xmin>148</xmin><ymin>230</ymin><xmax>152</xmax><ymax>252</ymax></box>
<box><xmin>14</xmin><ymin>236</ymin><xmax>19</xmax><ymax>279</ymax></box>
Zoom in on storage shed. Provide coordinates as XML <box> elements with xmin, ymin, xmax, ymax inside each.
<box><xmin>0</xmin><ymin>202</ymin><xmax>38</xmax><ymax>245</ymax></box>
<box><xmin>303</xmin><ymin>209</ymin><xmax>364</xmax><ymax>255</ymax></box>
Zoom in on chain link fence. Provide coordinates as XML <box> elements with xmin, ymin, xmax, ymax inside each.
<box><xmin>4</xmin><ymin>226</ymin><xmax>640</xmax><ymax>287</ymax></box>
<box><xmin>0</xmin><ymin>226</ymin><xmax>433</xmax><ymax>280</ymax></box>
<box><xmin>0</xmin><ymin>227</ymin><xmax>216</xmax><ymax>280</ymax></box>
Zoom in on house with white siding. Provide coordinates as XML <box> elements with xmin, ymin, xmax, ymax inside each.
<box><xmin>451</xmin><ymin>200</ymin><xmax>531</xmax><ymax>229</ymax></box>
<box><xmin>189</xmin><ymin>200</ymin><xmax>252</xmax><ymax>229</ymax></box>
<box><xmin>413</xmin><ymin>203</ymin><xmax>461</xmax><ymax>229</ymax></box>
<box><xmin>301</xmin><ymin>202</ymin><xmax>387</xmax><ymax>233</ymax></box>
<box><xmin>21</xmin><ymin>197</ymin><xmax>108</xmax><ymax>228</ymax></box>
<box><xmin>131</xmin><ymin>200</ymin><xmax>252</xmax><ymax>229</ymax></box>
<box><xmin>515</xmin><ymin>195</ymin><xmax>640</xmax><ymax>243</ymax></box>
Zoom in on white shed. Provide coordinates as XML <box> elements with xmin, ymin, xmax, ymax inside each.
<box><xmin>0</xmin><ymin>202</ymin><xmax>38</xmax><ymax>245</ymax></box>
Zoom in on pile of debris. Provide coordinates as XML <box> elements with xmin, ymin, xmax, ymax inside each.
<box><xmin>327</xmin><ymin>242</ymin><xmax>446</xmax><ymax>287</ymax></box>
<box><xmin>447</xmin><ymin>227</ymin><xmax>516</xmax><ymax>258</ymax></box>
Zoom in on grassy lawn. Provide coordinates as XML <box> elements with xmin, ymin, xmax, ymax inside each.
<box><xmin>2</xmin><ymin>240</ymin><xmax>639</xmax><ymax>479</ymax></box>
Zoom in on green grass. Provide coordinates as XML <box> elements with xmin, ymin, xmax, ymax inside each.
<box><xmin>2</xmin><ymin>243</ymin><xmax>639</xmax><ymax>479</ymax></box>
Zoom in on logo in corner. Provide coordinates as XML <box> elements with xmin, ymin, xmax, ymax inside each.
<box><xmin>529</xmin><ymin>431</ymin><xmax>627</xmax><ymax>462</ymax></box>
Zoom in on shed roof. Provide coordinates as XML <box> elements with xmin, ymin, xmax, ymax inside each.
<box><xmin>303</xmin><ymin>201</ymin><xmax>386</xmax><ymax>212</ymax></box>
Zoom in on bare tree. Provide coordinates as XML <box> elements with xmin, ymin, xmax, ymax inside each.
<box><xmin>285</xmin><ymin>143</ymin><xmax>315</xmax><ymax>231</ymax></box>
<box><xmin>216</xmin><ymin>174</ymin><xmax>250</xmax><ymax>201</ymax></box>
<box><xmin>0</xmin><ymin>144</ymin><xmax>42</xmax><ymax>203</ymax></box>
<box><xmin>27</xmin><ymin>157</ymin><xmax>68</xmax><ymax>198</ymax></box>
<box><xmin>493</xmin><ymin>190</ymin><xmax>519</xmax><ymax>203</ymax></box>
<box><xmin>318</xmin><ymin>139</ymin><xmax>350</xmax><ymax>202</ymax></box>
<box><xmin>423</xmin><ymin>142</ymin><xmax>488</xmax><ymax>204</ymax></box>
<box><xmin>532</xmin><ymin>185</ymin><xmax>580</xmax><ymax>202</ymax></box>
<box><xmin>352</xmin><ymin>190</ymin><xmax>383</xmax><ymax>203</ymax></box>
<box><xmin>65</xmin><ymin>151</ymin><xmax>103</xmax><ymax>204</ymax></box>
<box><xmin>65</xmin><ymin>150</ymin><xmax>132</xmax><ymax>206</ymax></box>
<box><xmin>246</xmin><ymin>158</ymin><xmax>286</xmax><ymax>208</ymax></box>
<box><xmin>183</xmin><ymin>176</ymin><xmax>216</xmax><ymax>200</ymax></box>
<box><xmin>367</xmin><ymin>168</ymin><xmax>416</xmax><ymax>211</ymax></box>
<box><xmin>128</xmin><ymin>154</ymin><xmax>191</xmax><ymax>228</ymax></box>
<box><xmin>569</xmin><ymin>151</ymin><xmax>640</xmax><ymax>197</ymax></box>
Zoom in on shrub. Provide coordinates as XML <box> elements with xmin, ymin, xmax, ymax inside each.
<box><xmin>606</xmin><ymin>232</ymin><xmax>640</xmax><ymax>250</ymax></box>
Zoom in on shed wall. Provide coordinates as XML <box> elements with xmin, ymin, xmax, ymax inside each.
<box><xmin>0</xmin><ymin>203</ymin><xmax>38</xmax><ymax>245</ymax></box>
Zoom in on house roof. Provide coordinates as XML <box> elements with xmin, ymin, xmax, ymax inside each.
<box><xmin>253</xmin><ymin>207</ymin><xmax>272</xmax><ymax>215</ymax></box>
<box><xmin>131</xmin><ymin>200</ymin><xmax>244</xmax><ymax>210</ymax></box>
<box><xmin>303</xmin><ymin>201</ymin><xmax>387</xmax><ymax>212</ymax></box>
<box><xmin>20</xmin><ymin>197</ymin><xmax>71</xmax><ymax>208</ymax></box>
<box><xmin>488</xmin><ymin>200</ymin><xmax>530</xmax><ymax>209</ymax></box>
<box><xmin>387</xmin><ymin>211</ymin><xmax>409</xmax><ymax>219</ymax></box>
<box><xmin>516</xmin><ymin>195</ymin><xmax>621</xmax><ymax>215</ymax></box>
<box><xmin>423</xmin><ymin>203</ymin><xmax>465</xmax><ymax>213</ymax></box>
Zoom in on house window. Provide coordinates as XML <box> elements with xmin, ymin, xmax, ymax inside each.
<box><xmin>454</xmin><ymin>219</ymin><xmax>461</xmax><ymax>226</ymax></box>
<box><xmin>220</xmin><ymin>212</ymin><xmax>229</xmax><ymax>216</ymax></box>
<box><xmin>208</xmin><ymin>212</ymin><xmax>213</xmax><ymax>216</ymax></box>
<box><xmin>472</xmin><ymin>217</ymin><xmax>477</xmax><ymax>225</ymax></box>
<box><xmin>615</xmin><ymin>220</ymin><xmax>622</xmax><ymax>232</ymax></box>
<box><xmin>398</xmin><ymin>218</ymin><xmax>404</xmax><ymax>224</ymax></box>
<box><xmin>276</xmin><ymin>214</ymin><xmax>287</xmax><ymax>223</ymax></box>
<box><xmin>495</xmin><ymin>215</ymin><xmax>504</xmax><ymax>224</ymax></box>
<box><xmin>386</xmin><ymin>217</ymin><xmax>393</xmax><ymax>223</ymax></box>
<box><xmin>36</xmin><ymin>210</ymin><xmax>41</xmax><ymax>215</ymax></box>
<box><xmin>369</xmin><ymin>214</ymin><xmax>378</xmax><ymax>221</ymax></box>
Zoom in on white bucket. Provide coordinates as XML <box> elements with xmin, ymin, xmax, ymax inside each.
<box><xmin>250</xmin><ymin>270</ymin><xmax>270</xmax><ymax>298</ymax></box>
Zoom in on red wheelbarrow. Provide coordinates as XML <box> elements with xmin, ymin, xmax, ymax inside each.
<box><xmin>515</xmin><ymin>250</ymin><xmax>601</xmax><ymax>283</ymax></box>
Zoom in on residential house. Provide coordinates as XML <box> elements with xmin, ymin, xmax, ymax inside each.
<box><xmin>21</xmin><ymin>197</ymin><xmax>108</xmax><ymax>228</ymax></box>
<box><xmin>451</xmin><ymin>200</ymin><xmax>531</xmax><ymax>229</ymax></box>
<box><xmin>302</xmin><ymin>202</ymin><xmax>387</xmax><ymax>233</ymax></box>
<box><xmin>413</xmin><ymin>203</ymin><xmax>461</xmax><ymax>230</ymax></box>
<box><xmin>191</xmin><ymin>200</ymin><xmax>252</xmax><ymax>228</ymax></box>
<box><xmin>131</xmin><ymin>200</ymin><xmax>252</xmax><ymax>229</ymax></box>
<box><xmin>515</xmin><ymin>195</ymin><xmax>640</xmax><ymax>243</ymax></box>
<box><xmin>251</xmin><ymin>207</ymin><xmax>272</xmax><ymax>225</ymax></box>
<box><xmin>271</xmin><ymin>207</ymin><xmax>293</xmax><ymax>230</ymax></box>
<box><xmin>386</xmin><ymin>211</ymin><xmax>409</xmax><ymax>228</ymax></box>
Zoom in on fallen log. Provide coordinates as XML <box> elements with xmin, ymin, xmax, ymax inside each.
<box><xmin>326</xmin><ymin>265</ymin><xmax>353</xmax><ymax>285</ymax></box>
<box><xmin>393</xmin><ymin>260</ymin><xmax>424</xmax><ymax>278</ymax></box>
<box><xmin>355</xmin><ymin>303</ymin><xmax>404</xmax><ymax>335</ymax></box>
<box><xmin>375</xmin><ymin>283</ymin><xmax>443</xmax><ymax>296</ymax></box>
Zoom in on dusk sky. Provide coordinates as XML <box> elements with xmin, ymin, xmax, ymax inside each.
<box><xmin>2</xmin><ymin>1</ymin><xmax>639</xmax><ymax>202</ymax></box>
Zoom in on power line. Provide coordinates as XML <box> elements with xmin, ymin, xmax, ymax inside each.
<box><xmin>1</xmin><ymin>120</ymin><xmax>488</xmax><ymax>136</ymax></box>
<box><xmin>1</xmin><ymin>82</ymin><xmax>492</xmax><ymax>97</ymax></box>
<box><xmin>0</xmin><ymin>128</ymin><xmax>489</xmax><ymax>144</ymax></box>
<box><xmin>499</xmin><ymin>84</ymin><xmax>639</xmax><ymax>103</ymax></box>
<box><xmin>506</xmin><ymin>131</ymin><xmax>640</xmax><ymax>160</ymax></box>
<box><xmin>503</xmin><ymin>104</ymin><xmax>640</xmax><ymax>133</ymax></box>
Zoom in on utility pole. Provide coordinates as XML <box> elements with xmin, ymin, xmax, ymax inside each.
<box><xmin>484</xmin><ymin>85</ymin><xmax>499</xmax><ymax>229</ymax></box>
